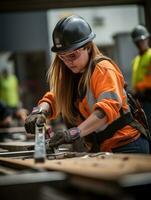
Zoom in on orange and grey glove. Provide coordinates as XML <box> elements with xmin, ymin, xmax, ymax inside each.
<box><xmin>48</xmin><ymin>127</ymin><xmax>80</xmax><ymax>147</ymax></box>
<box><xmin>24</xmin><ymin>106</ymin><xmax>48</xmax><ymax>134</ymax></box>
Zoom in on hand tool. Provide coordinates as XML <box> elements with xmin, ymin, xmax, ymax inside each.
<box><xmin>34</xmin><ymin>123</ymin><xmax>46</xmax><ymax>163</ymax></box>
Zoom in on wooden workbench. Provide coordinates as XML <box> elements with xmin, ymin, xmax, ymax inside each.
<box><xmin>0</xmin><ymin>153</ymin><xmax>151</xmax><ymax>181</ymax></box>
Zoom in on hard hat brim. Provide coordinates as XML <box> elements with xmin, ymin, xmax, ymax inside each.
<box><xmin>51</xmin><ymin>33</ymin><xmax>96</xmax><ymax>53</ymax></box>
<box><xmin>133</xmin><ymin>34</ymin><xmax>150</xmax><ymax>42</ymax></box>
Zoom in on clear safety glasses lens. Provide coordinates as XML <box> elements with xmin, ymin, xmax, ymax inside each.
<box><xmin>58</xmin><ymin>48</ymin><xmax>83</xmax><ymax>62</ymax></box>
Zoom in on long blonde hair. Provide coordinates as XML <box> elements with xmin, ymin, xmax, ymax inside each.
<box><xmin>47</xmin><ymin>42</ymin><xmax>102</xmax><ymax>124</ymax></box>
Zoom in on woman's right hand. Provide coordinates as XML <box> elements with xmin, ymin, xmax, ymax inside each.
<box><xmin>24</xmin><ymin>107</ymin><xmax>47</xmax><ymax>134</ymax></box>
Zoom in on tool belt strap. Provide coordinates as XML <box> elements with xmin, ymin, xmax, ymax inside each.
<box><xmin>93</xmin><ymin>112</ymin><xmax>149</xmax><ymax>143</ymax></box>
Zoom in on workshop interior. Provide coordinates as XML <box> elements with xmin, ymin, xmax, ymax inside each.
<box><xmin>0</xmin><ymin>0</ymin><xmax>151</xmax><ymax>199</ymax></box>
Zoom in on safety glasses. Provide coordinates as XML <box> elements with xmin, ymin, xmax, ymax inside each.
<box><xmin>57</xmin><ymin>47</ymin><xmax>84</xmax><ymax>62</ymax></box>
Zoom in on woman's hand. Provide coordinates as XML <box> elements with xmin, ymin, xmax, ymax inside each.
<box><xmin>24</xmin><ymin>107</ymin><xmax>47</xmax><ymax>134</ymax></box>
<box><xmin>48</xmin><ymin>127</ymin><xmax>80</xmax><ymax>147</ymax></box>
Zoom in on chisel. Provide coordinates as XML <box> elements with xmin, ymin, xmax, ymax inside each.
<box><xmin>34</xmin><ymin>123</ymin><xmax>46</xmax><ymax>163</ymax></box>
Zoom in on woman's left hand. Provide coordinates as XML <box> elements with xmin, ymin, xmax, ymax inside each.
<box><xmin>48</xmin><ymin>127</ymin><xmax>80</xmax><ymax>147</ymax></box>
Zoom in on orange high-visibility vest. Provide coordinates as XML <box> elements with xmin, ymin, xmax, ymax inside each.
<box><xmin>39</xmin><ymin>59</ymin><xmax>140</xmax><ymax>152</ymax></box>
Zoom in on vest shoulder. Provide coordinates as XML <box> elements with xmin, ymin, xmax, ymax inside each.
<box><xmin>146</xmin><ymin>48</ymin><xmax>151</xmax><ymax>56</ymax></box>
<box><xmin>95</xmin><ymin>59</ymin><xmax>115</xmax><ymax>71</ymax></box>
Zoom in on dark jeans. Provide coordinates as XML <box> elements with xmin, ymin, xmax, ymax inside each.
<box><xmin>135</xmin><ymin>90</ymin><xmax>151</xmax><ymax>135</ymax></box>
<box><xmin>140</xmin><ymin>100</ymin><xmax>151</xmax><ymax>135</ymax></box>
<box><xmin>112</xmin><ymin>135</ymin><xmax>150</xmax><ymax>154</ymax></box>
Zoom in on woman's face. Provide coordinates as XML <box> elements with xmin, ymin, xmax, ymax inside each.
<box><xmin>57</xmin><ymin>47</ymin><xmax>90</xmax><ymax>73</ymax></box>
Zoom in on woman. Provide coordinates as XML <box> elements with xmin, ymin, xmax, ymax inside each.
<box><xmin>25</xmin><ymin>15</ymin><xmax>150</xmax><ymax>153</ymax></box>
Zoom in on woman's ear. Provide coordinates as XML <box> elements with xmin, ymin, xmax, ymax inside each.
<box><xmin>87</xmin><ymin>47</ymin><xmax>91</xmax><ymax>54</ymax></box>
<box><xmin>84</xmin><ymin>42</ymin><xmax>92</xmax><ymax>54</ymax></box>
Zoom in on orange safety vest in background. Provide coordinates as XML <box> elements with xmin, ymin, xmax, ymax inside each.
<box><xmin>39</xmin><ymin>59</ymin><xmax>140</xmax><ymax>152</ymax></box>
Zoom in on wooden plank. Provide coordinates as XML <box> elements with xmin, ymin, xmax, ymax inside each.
<box><xmin>0</xmin><ymin>127</ymin><xmax>26</xmax><ymax>134</ymax></box>
<box><xmin>0</xmin><ymin>148</ymin><xmax>8</xmax><ymax>153</ymax></box>
<box><xmin>0</xmin><ymin>165</ymin><xmax>17</xmax><ymax>175</ymax></box>
<box><xmin>0</xmin><ymin>157</ymin><xmax>42</xmax><ymax>171</ymax></box>
<box><xmin>0</xmin><ymin>141</ymin><xmax>34</xmax><ymax>151</ymax></box>
<box><xmin>43</xmin><ymin>154</ymin><xmax>151</xmax><ymax>180</ymax></box>
<box><xmin>1</xmin><ymin>153</ymin><xmax>151</xmax><ymax>181</ymax></box>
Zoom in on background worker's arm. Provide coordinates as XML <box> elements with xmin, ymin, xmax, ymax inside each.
<box><xmin>78</xmin><ymin>108</ymin><xmax>107</xmax><ymax>137</ymax></box>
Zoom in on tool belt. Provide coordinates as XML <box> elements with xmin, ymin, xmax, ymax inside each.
<box><xmin>91</xmin><ymin>112</ymin><xmax>151</xmax><ymax>145</ymax></box>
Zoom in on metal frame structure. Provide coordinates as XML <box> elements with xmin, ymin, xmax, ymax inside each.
<box><xmin>0</xmin><ymin>0</ymin><xmax>151</xmax><ymax>36</ymax></box>
<box><xmin>0</xmin><ymin>0</ymin><xmax>144</xmax><ymax>12</ymax></box>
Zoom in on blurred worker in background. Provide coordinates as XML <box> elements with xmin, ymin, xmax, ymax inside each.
<box><xmin>0</xmin><ymin>68</ymin><xmax>28</xmax><ymax>126</ymax></box>
<box><xmin>25</xmin><ymin>15</ymin><xmax>150</xmax><ymax>154</ymax></box>
<box><xmin>131</xmin><ymin>25</ymin><xmax>151</xmax><ymax>135</ymax></box>
<box><xmin>0</xmin><ymin>100</ymin><xmax>12</xmax><ymax>128</ymax></box>
<box><xmin>0</xmin><ymin>68</ymin><xmax>20</xmax><ymax>114</ymax></box>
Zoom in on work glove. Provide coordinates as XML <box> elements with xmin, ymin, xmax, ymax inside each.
<box><xmin>48</xmin><ymin>127</ymin><xmax>81</xmax><ymax>147</ymax></box>
<box><xmin>24</xmin><ymin>106</ymin><xmax>47</xmax><ymax>134</ymax></box>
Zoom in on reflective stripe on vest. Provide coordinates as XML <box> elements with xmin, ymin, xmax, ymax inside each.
<box><xmin>123</xmin><ymin>89</ymin><xmax>131</xmax><ymax>113</ymax></box>
<box><xmin>86</xmin><ymin>88</ymin><xmax>126</xmax><ymax>132</ymax></box>
<box><xmin>86</xmin><ymin>89</ymin><xmax>122</xmax><ymax>112</ymax></box>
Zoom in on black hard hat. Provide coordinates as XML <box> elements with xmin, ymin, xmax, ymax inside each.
<box><xmin>51</xmin><ymin>15</ymin><xmax>96</xmax><ymax>53</ymax></box>
<box><xmin>131</xmin><ymin>25</ymin><xmax>150</xmax><ymax>42</ymax></box>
